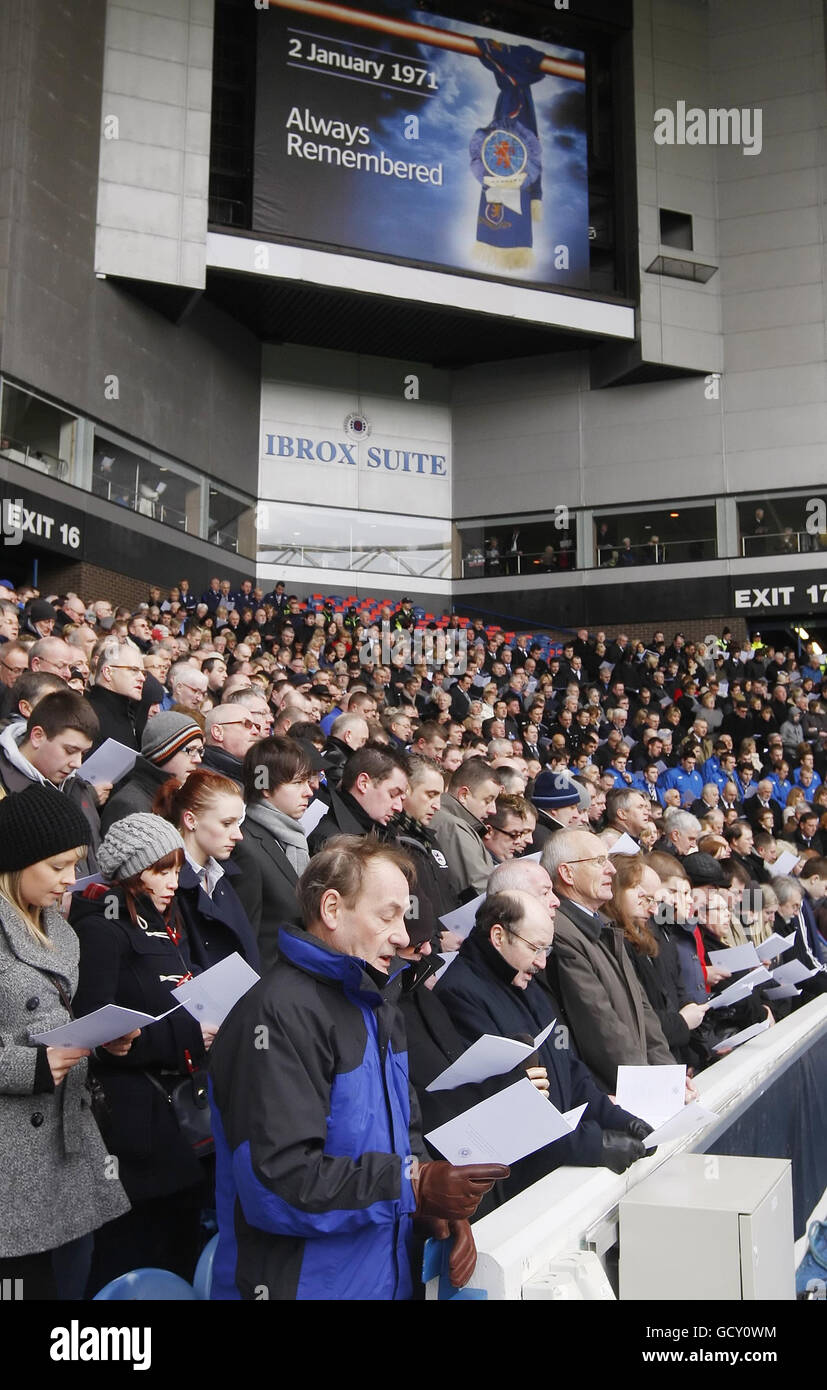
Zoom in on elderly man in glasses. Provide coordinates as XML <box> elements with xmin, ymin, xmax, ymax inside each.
<box><xmin>86</xmin><ymin>636</ymin><xmax>146</xmax><ymax>750</ymax></box>
<box><xmin>435</xmin><ymin>889</ymin><xmax>653</xmax><ymax>1197</ymax></box>
<box><xmin>541</xmin><ymin>829</ymin><xmax>675</xmax><ymax>1092</ymax></box>
<box><xmin>201</xmin><ymin>704</ymin><xmax>259</xmax><ymax>786</ymax></box>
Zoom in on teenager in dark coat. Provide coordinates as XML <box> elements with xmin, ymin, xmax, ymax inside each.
<box><xmin>154</xmin><ymin>769</ymin><xmax>259</xmax><ymax>972</ymax></box>
<box><xmin>230</xmin><ymin>737</ymin><xmax>315</xmax><ymax>970</ymax></box>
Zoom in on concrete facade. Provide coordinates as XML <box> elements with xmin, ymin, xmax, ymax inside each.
<box><xmin>0</xmin><ymin>0</ymin><xmax>825</xmax><ymax>629</ymax></box>
<box><xmin>452</xmin><ymin>0</ymin><xmax>827</xmax><ymax>522</ymax></box>
<box><xmin>0</xmin><ymin>0</ymin><xmax>260</xmax><ymax>496</ymax></box>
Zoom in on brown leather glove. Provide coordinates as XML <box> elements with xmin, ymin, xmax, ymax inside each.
<box><xmin>446</xmin><ymin>1219</ymin><xmax>477</xmax><ymax>1288</ymax></box>
<box><xmin>415</xmin><ymin>1217</ymin><xmax>478</xmax><ymax>1288</ymax></box>
<box><xmin>414</xmin><ymin>1161</ymin><xmax>510</xmax><ymax>1221</ymax></box>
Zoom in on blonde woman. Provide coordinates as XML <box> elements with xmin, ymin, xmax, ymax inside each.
<box><xmin>0</xmin><ymin>783</ymin><xmax>132</xmax><ymax>1298</ymax></box>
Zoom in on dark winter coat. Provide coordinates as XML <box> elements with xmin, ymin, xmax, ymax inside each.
<box><xmin>85</xmin><ymin>686</ymin><xmax>140</xmax><ymax>752</ymax></box>
<box><xmin>435</xmin><ymin>928</ymin><xmax>640</xmax><ymax>1188</ymax></box>
<box><xmin>307</xmin><ymin>786</ymin><xmax>378</xmax><ymax>854</ymax></box>
<box><xmin>99</xmin><ymin>755</ymin><xmax>171</xmax><ymax>834</ymax></box>
<box><xmin>176</xmin><ymin>860</ymin><xmax>260</xmax><ymax>972</ymax></box>
<box><xmin>69</xmin><ymin>887</ymin><xmax>207</xmax><ymax>1202</ymax></box>
<box><xmin>230</xmin><ymin>821</ymin><xmax>302</xmax><ymax>970</ymax></box>
<box><xmin>547</xmin><ymin>899</ymin><xmax>675</xmax><ymax>1092</ymax></box>
<box><xmin>386</xmin><ymin>812</ymin><xmax>459</xmax><ymax>944</ymax></box>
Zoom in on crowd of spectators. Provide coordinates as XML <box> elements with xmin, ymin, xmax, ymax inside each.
<box><xmin>0</xmin><ymin>571</ymin><xmax>825</xmax><ymax>1301</ymax></box>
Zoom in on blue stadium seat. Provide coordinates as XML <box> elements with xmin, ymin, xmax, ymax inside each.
<box><xmin>193</xmin><ymin>1234</ymin><xmax>219</xmax><ymax>1300</ymax></box>
<box><xmin>93</xmin><ymin>1268</ymin><xmax>197</xmax><ymax>1300</ymax></box>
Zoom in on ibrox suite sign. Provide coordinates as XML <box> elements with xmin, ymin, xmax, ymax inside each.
<box><xmin>263</xmin><ymin>433</ymin><xmax>448</xmax><ymax>476</ymax></box>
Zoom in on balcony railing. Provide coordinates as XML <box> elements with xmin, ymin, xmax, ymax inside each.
<box><xmin>740</xmin><ymin>528</ymin><xmax>827</xmax><ymax>558</ymax></box>
<box><xmin>0</xmin><ymin>435</ymin><xmax>70</xmax><ymax>479</ymax></box>
<box><xmin>597</xmin><ymin>537</ymin><xmax>717</xmax><ymax>567</ymax></box>
<box><xmin>462</xmin><ymin>547</ymin><xmax>578</xmax><ymax>578</ymax></box>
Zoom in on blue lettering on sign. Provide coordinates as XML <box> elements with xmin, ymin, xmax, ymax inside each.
<box><xmin>264</xmin><ymin>435</ymin><xmax>447</xmax><ymax>474</ymax></box>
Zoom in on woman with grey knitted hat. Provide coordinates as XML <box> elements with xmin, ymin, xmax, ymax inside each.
<box><xmin>99</xmin><ymin>712</ymin><xmax>204</xmax><ymax>836</ymax></box>
<box><xmin>0</xmin><ymin>782</ymin><xmax>131</xmax><ymax>1297</ymax></box>
<box><xmin>69</xmin><ymin>812</ymin><xmax>212</xmax><ymax>1294</ymax></box>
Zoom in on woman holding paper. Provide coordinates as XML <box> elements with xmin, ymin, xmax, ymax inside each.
<box><xmin>70</xmin><ymin>812</ymin><xmax>211</xmax><ymax>1294</ymax></box>
<box><xmin>605</xmin><ymin>854</ymin><xmax>711</xmax><ymax>1071</ymax></box>
<box><xmin>154</xmin><ymin>769</ymin><xmax>260</xmax><ymax>971</ymax></box>
<box><xmin>0</xmin><ymin>783</ymin><xmax>131</xmax><ymax>1299</ymax></box>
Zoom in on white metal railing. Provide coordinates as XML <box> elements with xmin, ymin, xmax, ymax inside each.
<box><xmin>427</xmin><ymin>997</ymin><xmax>827</xmax><ymax>1300</ymax></box>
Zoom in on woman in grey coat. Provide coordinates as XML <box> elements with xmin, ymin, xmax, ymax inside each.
<box><xmin>0</xmin><ymin>783</ymin><xmax>133</xmax><ymax>1299</ymax></box>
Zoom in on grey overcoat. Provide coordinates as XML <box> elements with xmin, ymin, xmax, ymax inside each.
<box><xmin>0</xmin><ymin>896</ymin><xmax>130</xmax><ymax>1257</ymax></box>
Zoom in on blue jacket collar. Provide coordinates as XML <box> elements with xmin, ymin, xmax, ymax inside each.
<box><xmin>277</xmin><ymin>924</ymin><xmax>406</xmax><ymax>1006</ymax></box>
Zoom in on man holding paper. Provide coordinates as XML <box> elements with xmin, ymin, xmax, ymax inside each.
<box><xmin>435</xmin><ymin>890</ymin><xmax>652</xmax><ymax>1196</ymax></box>
<box><xmin>208</xmin><ymin>837</ymin><xmax>508</xmax><ymax>1299</ymax></box>
<box><xmin>542</xmin><ymin>830</ymin><xmax>676</xmax><ymax>1092</ymax></box>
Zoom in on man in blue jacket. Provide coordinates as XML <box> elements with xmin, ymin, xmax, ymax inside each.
<box><xmin>657</xmin><ymin>742</ymin><xmax>704</xmax><ymax>807</ymax></box>
<box><xmin>208</xmin><ymin>835</ymin><xmax>506</xmax><ymax>1300</ymax></box>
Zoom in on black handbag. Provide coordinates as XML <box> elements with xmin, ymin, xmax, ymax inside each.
<box><xmin>145</xmin><ymin>1067</ymin><xmax>214</xmax><ymax>1158</ymax></box>
<box><xmin>136</xmin><ymin>906</ymin><xmax>214</xmax><ymax>1157</ymax></box>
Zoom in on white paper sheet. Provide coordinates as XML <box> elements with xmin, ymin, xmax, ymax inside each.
<box><xmin>711</xmin><ymin>1017</ymin><xmax>771</xmax><ymax>1054</ymax></box>
<box><xmin>644</xmin><ymin>1101</ymin><xmax>718</xmax><ymax>1148</ymax></box>
<box><xmin>615</xmin><ymin>1064</ymin><xmax>686</xmax><ymax>1128</ymax></box>
<box><xmin>707</xmin><ymin>965</ymin><xmax>772</xmax><ymax>1009</ymax></box>
<box><xmin>519</xmin><ymin>851</ymin><xmax>542</xmax><ymax>863</ymax></box>
<box><xmin>768</xmin><ymin>850</ymin><xmax>800</xmax><ymax>878</ymax></box>
<box><xmin>764</xmin><ymin>982</ymin><xmax>802</xmax><ymax>1000</ymax></box>
<box><xmin>171</xmin><ymin>951</ymin><xmax>259</xmax><ymax>1027</ymax></box>
<box><xmin>32</xmin><ymin>1002</ymin><xmax>179</xmax><ymax>1048</ymax></box>
<box><xmin>425</xmin><ymin>1078</ymin><xmax>586</xmax><ymax>1166</ymax></box>
<box><xmin>299</xmin><ymin>798</ymin><xmax>328</xmax><ymax>835</ymax></box>
<box><xmin>610</xmin><ymin>832</ymin><xmax>641</xmax><ymax>856</ymax></box>
<box><xmin>80</xmin><ymin>738</ymin><xmax>137</xmax><ymax>787</ymax></box>
<box><xmin>431</xmin><ymin>951</ymin><xmax>457</xmax><ymax>983</ymax></box>
<box><xmin>67</xmin><ymin>873</ymin><xmax>104</xmax><ymax>895</ymax></box>
<box><xmin>426</xmin><ymin>1020</ymin><xmax>556</xmax><ymax>1092</ymax></box>
<box><xmin>438</xmin><ymin>893</ymin><xmax>484</xmax><ymax>943</ymax></box>
<box><xmin>754</xmin><ymin>933</ymin><xmax>795</xmax><ymax>963</ymax></box>
<box><xmin>707</xmin><ymin>980</ymin><xmax>752</xmax><ymax>1009</ymax></box>
<box><xmin>771</xmin><ymin>958</ymin><xmax>821</xmax><ymax>986</ymax></box>
<box><xmin>707</xmin><ymin>943</ymin><xmax>761</xmax><ymax>972</ymax></box>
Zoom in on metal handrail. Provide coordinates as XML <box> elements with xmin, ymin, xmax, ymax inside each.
<box><xmin>0</xmin><ymin>436</ymin><xmax>70</xmax><ymax>478</ymax></box>
<box><xmin>740</xmin><ymin>528</ymin><xmax>826</xmax><ymax>557</ymax></box>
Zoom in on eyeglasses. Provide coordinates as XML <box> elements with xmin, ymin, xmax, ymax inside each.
<box><xmin>110</xmin><ymin>665</ymin><xmax>144</xmax><ymax>675</ymax></box>
<box><xmin>566</xmin><ymin>854</ymin><xmax>611</xmax><ymax>867</ymax></box>
<box><xmin>506</xmin><ymin>929</ymin><xmax>553</xmax><ymax>959</ymax></box>
<box><xmin>219</xmin><ymin>717</ymin><xmax>256</xmax><ymax>730</ymax></box>
<box><xmin>488</xmin><ymin>824</ymin><xmax>532</xmax><ymax>842</ymax></box>
<box><xmin>182</xmin><ymin>743</ymin><xmax>204</xmax><ymax>758</ymax></box>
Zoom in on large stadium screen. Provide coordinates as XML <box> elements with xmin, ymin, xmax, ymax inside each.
<box><xmin>253</xmin><ymin>1</ymin><xmax>589</xmax><ymax>290</ymax></box>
